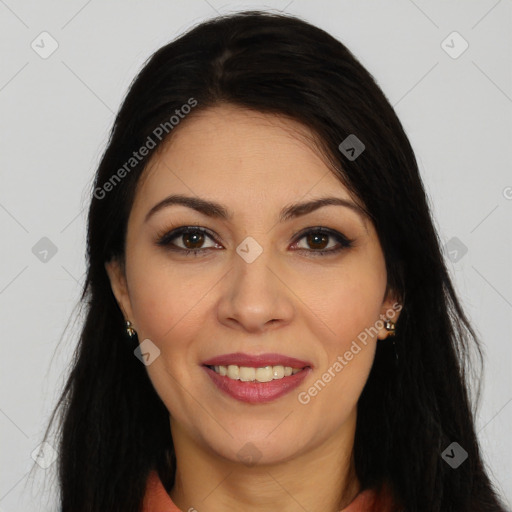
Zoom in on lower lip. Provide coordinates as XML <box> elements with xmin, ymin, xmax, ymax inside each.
<box><xmin>203</xmin><ymin>365</ymin><xmax>311</xmax><ymax>404</ymax></box>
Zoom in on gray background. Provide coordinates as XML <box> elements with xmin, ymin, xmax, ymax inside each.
<box><xmin>0</xmin><ymin>1</ymin><xmax>510</xmax><ymax>510</ymax></box>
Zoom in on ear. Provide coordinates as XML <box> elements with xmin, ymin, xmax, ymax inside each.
<box><xmin>376</xmin><ymin>287</ymin><xmax>403</xmax><ymax>340</ymax></box>
<box><xmin>104</xmin><ymin>258</ymin><xmax>134</xmax><ymax>325</ymax></box>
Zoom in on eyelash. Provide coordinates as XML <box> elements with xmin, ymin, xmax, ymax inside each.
<box><xmin>155</xmin><ymin>226</ymin><xmax>354</xmax><ymax>257</ymax></box>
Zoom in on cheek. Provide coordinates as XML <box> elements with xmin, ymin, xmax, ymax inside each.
<box><xmin>301</xmin><ymin>256</ymin><xmax>386</xmax><ymax>349</ymax></box>
<box><xmin>296</xmin><ymin>273</ymin><xmax>380</xmax><ymax>425</ymax></box>
<box><xmin>125</xmin><ymin>253</ymin><xmax>209</xmax><ymax>417</ymax></box>
<box><xmin>318</xmin><ymin>277</ymin><xmax>380</xmax><ymax>390</ymax></box>
<box><xmin>296</xmin><ymin>256</ymin><xmax>385</xmax><ymax>402</ymax></box>
<box><xmin>126</xmin><ymin>250</ymin><xmax>210</xmax><ymax>345</ymax></box>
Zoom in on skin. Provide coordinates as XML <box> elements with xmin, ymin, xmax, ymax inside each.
<box><xmin>106</xmin><ymin>103</ymin><xmax>401</xmax><ymax>512</ymax></box>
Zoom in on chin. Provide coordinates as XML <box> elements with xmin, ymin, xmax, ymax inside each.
<box><xmin>206</xmin><ymin>429</ymin><xmax>307</xmax><ymax>467</ymax></box>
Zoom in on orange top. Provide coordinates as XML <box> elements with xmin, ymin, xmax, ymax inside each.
<box><xmin>142</xmin><ymin>470</ymin><xmax>396</xmax><ymax>512</ymax></box>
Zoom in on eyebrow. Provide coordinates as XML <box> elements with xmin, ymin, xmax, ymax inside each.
<box><xmin>144</xmin><ymin>194</ymin><xmax>367</xmax><ymax>224</ymax></box>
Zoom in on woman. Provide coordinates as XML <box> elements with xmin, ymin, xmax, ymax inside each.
<box><xmin>41</xmin><ymin>10</ymin><xmax>508</xmax><ymax>512</ymax></box>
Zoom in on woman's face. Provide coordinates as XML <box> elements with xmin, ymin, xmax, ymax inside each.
<box><xmin>106</xmin><ymin>104</ymin><xmax>400</xmax><ymax>466</ymax></box>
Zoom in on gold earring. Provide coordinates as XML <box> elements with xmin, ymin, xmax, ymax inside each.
<box><xmin>125</xmin><ymin>320</ymin><xmax>136</xmax><ymax>338</ymax></box>
<box><xmin>384</xmin><ymin>319</ymin><xmax>396</xmax><ymax>337</ymax></box>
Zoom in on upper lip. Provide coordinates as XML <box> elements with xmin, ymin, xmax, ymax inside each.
<box><xmin>202</xmin><ymin>352</ymin><xmax>312</xmax><ymax>369</ymax></box>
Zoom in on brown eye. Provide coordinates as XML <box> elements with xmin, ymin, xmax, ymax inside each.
<box><xmin>181</xmin><ymin>231</ymin><xmax>205</xmax><ymax>249</ymax></box>
<box><xmin>156</xmin><ymin>226</ymin><xmax>354</xmax><ymax>258</ymax></box>
<box><xmin>305</xmin><ymin>232</ymin><xmax>329</xmax><ymax>250</ymax></box>
<box><xmin>156</xmin><ymin>227</ymin><xmax>218</xmax><ymax>255</ymax></box>
<box><xmin>293</xmin><ymin>228</ymin><xmax>354</xmax><ymax>256</ymax></box>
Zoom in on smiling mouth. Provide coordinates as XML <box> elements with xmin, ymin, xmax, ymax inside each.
<box><xmin>205</xmin><ymin>364</ymin><xmax>308</xmax><ymax>383</ymax></box>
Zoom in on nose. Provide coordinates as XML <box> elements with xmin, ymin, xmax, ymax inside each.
<box><xmin>216</xmin><ymin>244</ymin><xmax>295</xmax><ymax>334</ymax></box>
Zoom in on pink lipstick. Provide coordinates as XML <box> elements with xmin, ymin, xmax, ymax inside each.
<box><xmin>202</xmin><ymin>352</ymin><xmax>312</xmax><ymax>404</ymax></box>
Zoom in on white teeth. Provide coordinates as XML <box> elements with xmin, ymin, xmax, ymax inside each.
<box><xmin>227</xmin><ymin>365</ymin><xmax>239</xmax><ymax>380</ymax></box>
<box><xmin>255</xmin><ymin>366</ymin><xmax>274</xmax><ymax>382</ymax></box>
<box><xmin>211</xmin><ymin>364</ymin><xmax>304</xmax><ymax>382</ymax></box>
<box><xmin>239</xmin><ymin>366</ymin><xmax>256</xmax><ymax>382</ymax></box>
<box><xmin>273</xmin><ymin>366</ymin><xmax>284</xmax><ymax>379</ymax></box>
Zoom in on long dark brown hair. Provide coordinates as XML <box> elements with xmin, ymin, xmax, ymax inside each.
<box><xmin>39</xmin><ymin>10</ymin><xmax>508</xmax><ymax>512</ymax></box>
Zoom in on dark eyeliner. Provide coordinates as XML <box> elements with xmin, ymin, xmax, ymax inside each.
<box><xmin>155</xmin><ymin>226</ymin><xmax>215</xmax><ymax>255</ymax></box>
<box><xmin>291</xmin><ymin>227</ymin><xmax>354</xmax><ymax>257</ymax></box>
<box><xmin>155</xmin><ymin>226</ymin><xmax>354</xmax><ymax>256</ymax></box>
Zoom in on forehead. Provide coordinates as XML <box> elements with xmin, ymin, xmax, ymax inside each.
<box><xmin>131</xmin><ymin>104</ymin><xmax>361</xmax><ymax>220</ymax></box>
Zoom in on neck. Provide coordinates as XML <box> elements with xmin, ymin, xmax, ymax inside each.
<box><xmin>168</xmin><ymin>409</ymin><xmax>361</xmax><ymax>512</ymax></box>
